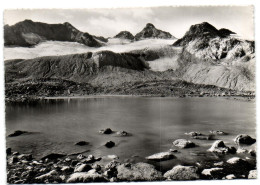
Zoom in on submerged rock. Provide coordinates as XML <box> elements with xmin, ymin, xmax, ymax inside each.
<box><xmin>105</xmin><ymin>141</ymin><xmax>115</xmax><ymax>148</ymax></box>
<box><xmin>173</xmin><ymin>139</ymin><xmax>195</xmax><ymax>148</ymax></box>
<box><xmin>116</xmin><ymin>131</ymin><xmax>129</xmax><ymax>136</ymax></box>
<box><xmin>8</xmin><ymin>130</ymin><xmax>28</xmax><ymax>137</ymax></box>
<box><xmin>192</xmin><ymin>135</ymin><xmax>213</xmax><ymax>140</ymax></box>
<box><xmin>67</xmin><ymin>172</ymin><xmax>108</xmax><ymax>183</ymax></box>
<box><xmin>75</xmin><ymin>141</ymin><xmax>89</xmax><ymax>146</ymax></box>
<box><xmin>99</xmin><ymin>128</ymin><xmax>113</xmax><ymax>134</ymax></box>
<box><xmin>210</xmin><ymin>130</ymin><xmax>227</xmax><ymax>135</ymax></box>
<box><xmin>117</xmin><ymin>162</ymin><xmax>163</xmax><ymax>181</ymax></box>
<box><xmin>248</xmin><ymin>170</ymin><xmax>257</xmax><ymax>179</ymax></box>
<box><xmin>164</xmin><ymin>165</ymin><xmax>199</xmax><ymax>180</ymax></box>
<box><xmin>208</xmin><ymin>140</ymin><xmax>234</xmax><ymax>154</ymax></box>
<box><xmin>234</xmin><ymin>134</ymin><xmax>256</xmax><ymax>145</ymax></box>
<box><xmin>41</xmin><ymin>153</ymin><xmax>66</xmax><ymax>161</ymax></box>
<box><xmin>146</xmin><ymin>152</ymin><xmax>175</xmax><ymax>161</ymax></box>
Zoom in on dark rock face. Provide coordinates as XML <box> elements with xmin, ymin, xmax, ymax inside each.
<box><xmin>4</xmin><ymin>20</ymin><xmax>102</xmax><ymax>47</ymax></box>
<box><xmin>105</xmin><ymin>141</ymin><xmax>115</xmax><ymax>148</ymax></box>
<box><xmin>114</xmin><ymin>31</ymin><xmax>134</xmax><ymax>40</ymax></box>
<box><xmin>135</xmin><ymin>23</ymin><xmax>174</xmax><ymax>41</ymax></box>
<box><xmin>234</xmin><ymin>134</ymin><xmax>256</xmax><ymax>145</ymax></box>
<box><xmin>8</xmin><ymin>130</ymin><xmax>28</xmax><ymax>137</ymax></box>
<box><xmin>173</xmin><ymin>22</ymin><xmax>235</xmax><ymax>47</ymax></box>
<box><xmin>99</xmin><ymin>128</ymin><xmax>113</xmax><ymax>134</ymax></box>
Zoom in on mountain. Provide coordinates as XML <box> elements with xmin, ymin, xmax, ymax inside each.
<box><xmin>4</xmin><ymin>20</ymin><xmax>103</xmax><ymax>47</ymax></box>
<box><xmin>135</xmin><ymin>23</ymin><xmax>175</xmax><ymax>41</ymax></box>
<box><xmin>114</xmin><ymin>31</ymin><xmax>134</xmax><ymax>40</ymax></box>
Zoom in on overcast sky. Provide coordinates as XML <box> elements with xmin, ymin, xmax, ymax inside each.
<box><xmin>4</xmin><ymin>6</ymin><xmax>254</xmax><ymax>40</ymax></box>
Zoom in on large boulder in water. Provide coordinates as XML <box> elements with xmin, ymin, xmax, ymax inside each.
<box><xmin>99</xmin><ymin>128</ymin><xmax>113</xmax><ymax>134</ymax></box>
<box><xmin>116</xmin><ymin>162</ymin><xmax>163</xmax><ymax>181</ymax></box>
<box><xmin>163</xmin><ymin>165</ymin><xmax>200</xmax><ymax>180</ymax></box>
<box><xmin>145</xmin><ymin>152</ymin><xmax>175</xmax><ymax>161</ymax></box>
<box><xmin>234</xmin><ymin>134</ymin><xmax>256</xmax><ymax>145</ymax></box>
<box><xmin>208</xmin><ymin>140</ymin><xmax>235</xmax><ymax>154</ymax></box>
<box><xmin>173</xmin><ymin>139</ymin><xmax>195</xmax><ymax>148</ymax></box>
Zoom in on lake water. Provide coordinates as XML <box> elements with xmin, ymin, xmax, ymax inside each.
<box><xmin>5</xmin><ymin>96</ymin><xmax>256</xmax><ymax>172</ymax></box>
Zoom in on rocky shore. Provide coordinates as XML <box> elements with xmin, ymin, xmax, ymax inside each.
<box><xmin>6</xmin><ymin>130</ymin><xmax>256</xmax><ymax>183</ymax></box>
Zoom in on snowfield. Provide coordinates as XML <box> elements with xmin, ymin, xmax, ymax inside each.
<box><xmin>4</xmin><ymin>38</ymin><xmax>176</xmax><ymax>61</ymax></box>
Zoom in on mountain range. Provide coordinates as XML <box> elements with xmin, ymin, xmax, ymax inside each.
<box><xmin>4</xmin><ymin>20</ymin><xmax>255</xmax><ymax>101</ymax></box>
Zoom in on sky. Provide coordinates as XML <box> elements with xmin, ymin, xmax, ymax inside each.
<box><xmin>4</xmin><ymin>6</ymin><xmax>254</xmax><ymax>40</ymax></box>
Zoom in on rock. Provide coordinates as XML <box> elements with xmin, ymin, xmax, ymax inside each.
<box><xmin>213</xmin><ymin>161</ymin><xmax>224</xmax><ymax>166</ymax></box>
<box><xmin>71</xmin><ymin>160</ymin><xmax>79</xmax><ymax>166</ymax></box>
<box><xmin>164</xmin><ymin>165</ymin><xmax>199</xmax><ymax>180</ymax></box>
<box><xmin>61</xmin><ymin>166</ymin><xmax>73</xmax><ymax>173</ymax></box>
<box><xmin>77</xmin><ymin>154</ymin><xmax>86</xmax><ymax>160</ymax></box>
<box><xmin>6</xmin><ymin>148</ymin><xmax>12</xmax><ymax>155</ymax></box>
<box><xmin>248</xmin><ymin>149</ymin><xmax>256</xmax><ymax>157</ymax></box>
<box><xmin>18</xmin><ymin>154</ymin><xmax>32</xmax><ymax>161</ymax></box>
<box><xmin>107</xmin><ymin>155</ymin><xmax>119</xmax><ymax>160</ymax></box>
<box><xmin>104</xmin><ymin>161</ymin><xmax>121</xmax><ymax>170</ymax></box>
<box><xmin>32</xmin><ymin>160</ymin><xmax>42</xmax><ymax>165</ymax></box>
<box><xmin>41</xmin><ymin>153</ymin><xmax>66</xmax><ymax>161</ymax></box>
<box><xmin>192</xmin><ymin>135</ymin><xmax>213</xmax><ymax>140</ymax></box>
<box><xmin>8</xmin><ymin>130</ymin><xmax>28</xmax><ymax>137</ymax></box>
<box><xmin>234</xmin><ymin>134</ymin><xmax>256</xmax><ymax>145</ymax></box>
<box><xmin>208</xmin><ymin>140</ymin><xmax>232</xmax><ymax>154</ymax></box>
<box><xmin>35</xmin><ymin>170</ymin><xmax>57</xmax><ymax>180</ymax></box>
<box><xmin>74</xmin><ymin>164</ymin><xmax>92</xmax><ymax>172</ymax></box>
<box><xmin>8</xmin><ymin>156</ymin><xmax>18</xmax><ymax>164</ymax></box>
<box><xmin>92</xmin><ymin>164</ymin><xmax>102</xmax><ymax>171</ymax></box>
<box><xmin>75</xmin><ymin>141</ymin><xmax>89</xmax><ymax>146</ymax></box>
<box><xmin>146</xmin><ymin>152</ymin><xmax>175</xmax><ymax>161</ymax></box>
<box><xmin>12</xmin><ymin>152</ymin><xmax>19</xmax><ymax>155</ymax></box>
<box><xmin>67</xmin><ymin>172</ymin><xmax>108</xmax><ymax>183</ymax></box>
<box><xmin>201</xmin><ymin>168</ymin><xmax>223</xmax><ymax>176</ymax></box>
<box><xmin>117</xmin><ymin>162</ymin><xmax>162</xmax><ymax>181</ymax></box>
<box><xmin>210</xmin><ymin>130</ymin><xmax>227</xmax><ymax>135</ymax></box>
<box><xmin>173</xmin><ymin>139</ymin><xmax>195</xmax><ymax>148</ymax></box>
<box><xmin>225</xmin><ymin>174</ymin><xmax>236</xmax><ymax>179</ymax></box>
<box><xmin>169</xmin><ymin>149</ymin><xmax>178</xmax><ymax>153</ymax></box>
<box><xmin>236</xmin><ymin>148</ymin><xmax>248</xmax><ymax>154</ymax></box>
<box><xmin>226</xmin><ymin>157</ymin><xmax>247</xmax><ymax>165</ymax></box>
<box><xmin>64</xmin><ymin>157</ymin><xmax>72</xmax><ymax>162</ymax></box>
<box><xmin>185</xmin><ymin>132</ymin><xmax>202</xmax><ymax>136</ymax></box>
<box><xmin>248</xmin><ymin>170</ymin><xmax>257</xmax><ymax>179</ymax></box>
<box><xmin>116</xmin><ymin>131</ymin><xmax>129</xmax><ymax>136</ymax></box>
<box><xmin>99</xmin><ymin>128</ymin><xmax>113</xmax><ymax>134</ymax></box>
<box><xmin>114</xmin><ymin>31</ymin><xmax>134</xmax><ymax>40</ymax></box>
<box><xmin>105</xmin><ymin>141</ymin><xmax>115</xmax><ymax>148</ymax></box>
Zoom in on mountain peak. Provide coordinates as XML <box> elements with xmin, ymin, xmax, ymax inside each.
<box><xmin>145</xmin><ymin>23</ymin><xmax>155</xmax><ymax>28</ymax></box>
<box><xmin>114</xmin><ymin>31</ymin><xmax>134</xmax><ymax>40</ymax></box>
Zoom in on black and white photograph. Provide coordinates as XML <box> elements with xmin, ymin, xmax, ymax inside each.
<box><xmin>1</xmin><ymin>2</ymin><xmax>257</xmax><ymax>184</ymax></box>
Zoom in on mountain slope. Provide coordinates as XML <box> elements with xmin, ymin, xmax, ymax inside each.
<box><xmin>114</xmin><ymin>31</ymin><xmax>134</xmax><ymax>40</ymax></box>
<box><xmin>135</xmin><ymin>23</ymin><xmax>175</xmax><ymax>40</ymax></box>
<box><xmin>4</xmin><ymin>20</ymin><xmax>103</xmax><ymax>47</ymax></box>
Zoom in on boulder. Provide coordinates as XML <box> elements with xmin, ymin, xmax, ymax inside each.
<box><xmin>185</xmin><ymin>132</ymin><xmax>202</xmax><ymax>136</ymax></box>
<box><xmin>173</xmin><ymin>139</ymin><xmax>195</xmax><ymax>148</ymax></box>
<box><xmin>77</xmin><ymin>154</ymin><xmax>86</xmax><ymax>160</ymax></box>
<box><xmin>67</xmin><ymin>172</ymin><xmax>108</xmax><ymax>183</ymax></box>
<box><xmin>236</xmin><ymin>148</ymin><xmax>248</xmax><ymax>154</ymax></box>
<box><xmin>105</xmin><ymin>141</ymin><xmax>115</xmax><ymax>148</ymax></box>
<box><xmin>248</xmin><ymin>149</ymin><xmax>256</xmax><ymax>157</ymax></box>
<box><xmin>146</xmin><ymin>152</ymin><xmax>175</xmax><ymax>161</ymax></box>
<box><xmin>192</xmin><ymin>135</ymin><xmax>213</xmax><ymax>140</ymax></box>
<box><xmin>164</xmin><ymin>165</ymin><xmax>199</xmax><ymax>180</ymax></box>
<box><xmin>74</xmin><ymin>164</ymin><xmax>92</xmax><ymax>172</ymax></box>
<box><xmin>226</xmin><ymin>157</ymin><xmax>247</xmax><ymax>165</ymax></box>
<box><xmin>17</xmin><ymin>154</ymin><xmax>32</xmax><ymax>161</ymax></box>
<box><xmin>234</xmin><ymin>134</ymin><xmax>256</xmax><ymax>145</ymax></box>
<box><xmin>6</xmin><ymin>148</ymin><xmax>12</xmax><ymax>155</ymax></box>
<box><xmin>8</xmin><ymin>130</ymin><xmax>28</xmax><ymax>137</ymax></box>
<box><xmin>8</xmin><ymin>156</ymin><xmax>18</xmax><ymax>164</ymax></box>
<box><xmin>75</xmin><ymin>141</ymin><xmax>89</xmax><ymax>146</ymax></box>
<box><xmin>105</xmin><ymin>160</ymin><xmax>121</xmax><ymax>170</ymax></box>
<box><xmin>201</xmin><ymin>168</ymin><xmax>223</xmax><ymax>176</ymax></box>
<box><xmin>248</xmin><ymin>170</ymin><xmax>257</xmax><ymax>179</ymax></box>
<box><xmin>61</xmin><ymin>166</ymin><xmax>73</xmax><ymax>173</ymax></box>
<box><xmin>213</xmin><ymin>161</ymin><xmax>224</xmax><ymax>166</ymax></box>
<box><xmin>116</xmin><ymin>162</ymin><xmax>163</xmax><ymax>181</ymax></box>
<box><xmin>208</xmin><ymin>140</ymin><xmax>232</xmax><ymax>154</ymax></box>
<box><xmin>225</xmin><ymin>174</ymin><xmax>236</xmax><ymax>179</ymax></box>
<box><xmin>210</xmin><ymin>130</ymin><xmax>227</xmax><ymax>135</ymax></box>
<box><xmin>99</xmin><ymin>128</ymin><xmax>113</xmax><ymax>134</ymax></box>
<box><xmin>41</xmin><ymin>153</ymin><xmax>66</xmax><ymax>161</ymax></box>
<box><xmin>35</xmin><ymin>170</ymin><xmax>57</xmax><ymax>180</ymax></box>
<box><xmin>116</xmin><ymin>131</ymin><xmax>129</xmax><ymax>136</ymax></box>
<box><xmin>107</xmin><ymin>155</ymin><xmax>119</xmax><ymax>160</ymax></box>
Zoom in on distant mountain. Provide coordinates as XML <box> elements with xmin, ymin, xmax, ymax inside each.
<box><xmin>4</xmin><ymin>20</ymin><xmax>104</xmax><ymax>47</ymax></box>
<box><xmin>114</xmin><ymin>31</ymin><xmax>134</xmax><ymax>40</ymax></box>
<box><xmin>135</xmin><ymin>23</ymin><xmax>175</xmax><ymax>40</ymax></box>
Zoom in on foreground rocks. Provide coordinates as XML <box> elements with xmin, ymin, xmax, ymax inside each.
<box><xmin>146</xmin><ymin>152</ymin><xmax>175</xmax><ymax>161</ymax></box>
<box><xmin>208</xmin><ymin>140</ymin><xmax>236</xmax><ymax>154</ymax></box>
<box><xmin>173</xmin><ymin>139</ymin><xmax>195</xmax><ymax>148</ymax></box>
<box><xmin>164</xmin><ymin>165</ymin><xmax>199</xmax><ymax>180</ymax></box>
<box><xmin>234</xmin><ymin>134</ymin><xmax>256</xmax><ymax>145</ymax></box>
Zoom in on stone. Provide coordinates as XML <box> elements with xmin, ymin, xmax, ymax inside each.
<box><xmin>208</xmin><ymin>140</ymin><xmax>231</xmax><ymax>154</ymax></box>
<box><xmin>248</xmin><ymin>170</ymin><xmax>257</xmax><ymax>179</ymax></box>
<box><xmin>32</xmin><ymin>160</ymin><xmax>42</xmax><ymax>165</ymax></box>
<box><xmin>75</xmin><ymin>141</ymin><xmax>89</xmax><ymax>146</ymax></box>
<box><xmin>201</xmin><ymin>168</ymin><xmax>223</xmax><ymax>176</ymax></box>
<box><xmin>169</xmin><ymin>149</ymin><xmax>178</xmax><ymax>153</ymax></box>
<box><xmin>74</xmin><ymin>164</ymin><xmax>92</xmax><ymax>172</ymax></box>
<box><xmin>226</xmin><ymin>174</ymin><xmax>236</xmax><ymax>179</ymax></box>
<box><xmin>192</xmin><ymin>135</ymin><xmax>213</xmax><ymax>140</ymax></box>
<box><xmin>210</xmin><ymin>130</ymin><xmax>227</xmax><ymax>135</ymax></box>
<box><xmin>213</xmin><ymin>161</ymin><xmax>224</xmax><ymax>166</ymax></box>
<box><xmin>41</xmin><ymin>153</ymin><xmax>66</xmax><ymax>161</ymax></box>
<box><xmin>67</xmin><ymin>172</ymin><xmax>108</xmax><ymax>183</ymax></box>
<box><xmin>105</xmin><ymin>141</ymin><xmax>115</xmax><ymax>148</ymax></box>
<box><xmin>173</xmin><ymin>139</ymin><xmax>195</xmax><ymax>148</ymax></box>
<box><xmin>18</xmin><ymin>154</ymin><xmax>32</xmax><ymax>161</ymax></box>
<box><xmin>105</xmin><ymin>160</ymin><xmax>121</xmax><ymax>170</ymax></box>
<box><xmin>61</xmin><ymin>166</ymin><xmax>73</xmax><ymax>173</ymax></box>
<box><xmin>116</xmin><ymin>131</ymin><xmax>129</xmax><ymax>136</ymax></box>
<box><xmin>92</xmin><ymin>164</ymin><xmax>102</xmax><ymax>171</ymax></box>
<box><xmin>234</xmin><ymin>134</ymin><xmax>256</xmax><ymax>145</ymax></box>
<box><xmin>8</xmin><ymin>130</ymin><xmax>28</xmax><ymax>137</ymax></box>
<box><xmin>35</xmin><ymin>170</ymin><xmax>57</xmax><ymax>180</ymax></box>
<box><xmin>107</xmin><ymin>155</ymin><xmax>119</xmax><ymax>160</ymax></box>
<box><xmin>8</xmin><ymin>156</ymin><xmax>18</xmax><ymax>164</ymax></box>
<box><xmin>6</xmin><ymin>148</ymin><xmax>12</xmax><ymax>155</ymax></box>
<box><xmin>64</xmin><ymin>157</ymin><xmax>71</xmax><ymax>162</ymax></box>
<box><xmin>248</xmin><ymin>149</ymin><xmax>256</xmax><ymax>157</ymax></box>
<box><xmin>226</xmin><ymin>157</ymin><xmax>247</xmax><ymax>165</ymax></box>
<box><xmin>77</xmin><ymin>154</ymin><xmax>86</xmax><ymax>160</ymax></box>
<box><xmin>117</xmin><ymin>162</ymin><xmax>163</xmax><ymax>181</ymax></box>
<box><xmin>164</xmin><ymin>165</ymin><xmax>199</xmax><ymax>180</ymax></box>
<box><xmin>185</xmin><ymin>132</ymin><xmax>202</xmax><ymax>136</ymax></box>
<box><xmin>99</xmin><ymin>128</ymin><xmax>113</xmax><ymax>134</ymax></box>
<box><xmin>236</xmin><ymin>148</ymin><xmax>248</xmax><ymax>154</ymax></box>
<box><xmin>146</xmin><ymin>152</ymin><xmax>175</xmax><ymax>161</ymax></box>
